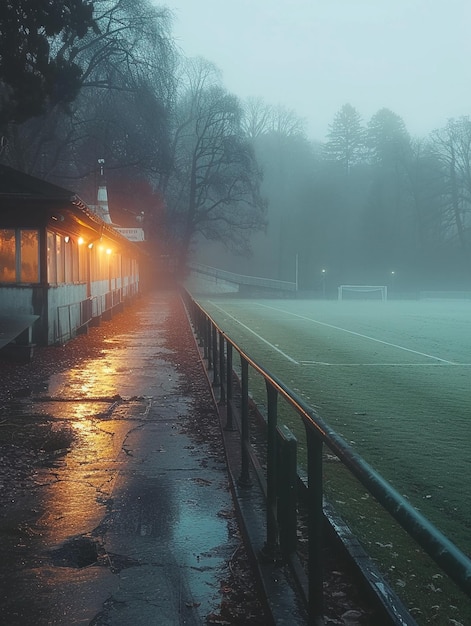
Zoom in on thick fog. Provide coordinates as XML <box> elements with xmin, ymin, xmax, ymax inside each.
<box><xmin>171</xmin><ymin>0</ymin><xmax>470</xmax><ymax>142</ymax></box>
<box><xmin>171</xmin><ymin>0</ymin><xmax>471</xmax><ymax>291</ymax></box>
<box><xmin>2</xmin><ymin>1</ymin><xmax>469</xmax><ymax>293</ymax></box>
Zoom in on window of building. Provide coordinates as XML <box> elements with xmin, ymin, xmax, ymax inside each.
<box><xmin>0</xmin><ymin>228</ymin><xmax>39</xmax><ymax>283</ymax></box>
<box><xmin>56</xmin><ymin>234</ymin><xmax>64</xmax><ymax>283</ymax></box>
<box><xmin>20</xmin><ymin>230</ymin><xmax>39</xmax><ymax>283</ymax></box>
<box><xmin>47</xmin><ymin>231</ymin><xmax>57</xmax><ymax>284</ymax></box>
<box><xmin>64</xmin><ymin>238</ymin><xmax>79</xmax><ymax>283</ymax></box>
<box><xmin>78</xmin><ymin>238</ymin><xmax>88</xmax><ymax>282</ymax></box>
<box><xmin>0</xmin><ymin>229</ymin><xmax>16</xmax><ymax>282</ymax></box>
<box><xmin>72</xmin><ymin>241</ymin><xmax>79</xmax><ymax>282</ymax></box>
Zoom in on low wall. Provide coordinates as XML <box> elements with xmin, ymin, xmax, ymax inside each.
<box><xmin>184</xmin><ymin>272</ymin><xmax>239</xmax><ymax>295</ymax></box>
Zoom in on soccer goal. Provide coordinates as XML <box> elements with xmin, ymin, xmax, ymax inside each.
<box><xmin>338</xmin><ymin>285</ymin><xmax>388</xmax><ymax>301</ymax></box>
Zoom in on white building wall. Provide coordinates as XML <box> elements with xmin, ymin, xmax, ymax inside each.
<box><xmin>47</xmin><ymin>284</ymin><xmax>88</xmax><ymax>344</ymax></box>
<box><xmin>0</xmin><ymin>287</ymin><xmax>35</xmax><ymax>314</ymax></box>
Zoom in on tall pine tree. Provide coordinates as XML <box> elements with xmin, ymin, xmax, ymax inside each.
<box><xmin>324</xmin><ymin>103</ymin><xmax>366</xmax><ymax>175</ymax></box>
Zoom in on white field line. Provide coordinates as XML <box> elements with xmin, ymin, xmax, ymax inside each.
<box><xmin>256</xmin><ymin>303</ymin><xmax>457</xmax><ymax>365</ymax></box>
<box><xmin>209</xmin><ymin>302</ymin><xmax>299</xmax><ymax>365</ymax></box>
<box><xmin>300</xmin><ymin>361</ymin><xmax>470</xmax><ymax>366</ymax></box>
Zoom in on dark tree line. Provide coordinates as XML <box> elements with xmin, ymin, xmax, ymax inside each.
<box><xmin>1</xmin><ymin>3</ymin><xmax>470</xmax><ymax>289</ymax></box>
<box><xmin>237</xmin><ymin>102</ymin><xmax>471</xmax><ymax>291</ymax></box>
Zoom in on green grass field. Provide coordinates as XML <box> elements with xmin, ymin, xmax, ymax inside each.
<box><xmin>197</xmin><ymin>295</ymin><xmax>471</xmax><ymax>621</ymax></box>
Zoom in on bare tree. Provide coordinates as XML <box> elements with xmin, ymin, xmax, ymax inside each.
<box><xmin>430</xmin><ymin>117</ymin><xmax>471</xmax><ymax>252</ymax></box>
<box><xmin>1</xmin><ymin>0</ymin><xmax>176</xmax><ymax>180</ymax></box>
<box><xmin>243</xmin><ymin>103</ymin><xmax>311</xmax><ymax>281</ymax></box>
<box><xmin>165</xmin><ymin>59</ymin><xmax>266</xmax><ymax>270</ymax></box>
<box><xmin>241</xmin><ymin>97</ymin><xmax>273</xmax><ymax>140</ymax></box>
<box><xmin>270</xmin><ymin>104</ymin><xmax>306</xmax><ymax>137</ymax></box>
<box><xmin>405</xmin><ymin>139</ymin><xmax>445</xmax><ymax>253</ymax></box>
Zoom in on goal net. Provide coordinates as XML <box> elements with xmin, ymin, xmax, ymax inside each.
<box><xmin>338</xmin><ymin>285</ymin><xmax>388</xmax><ymax>301</ymax></box>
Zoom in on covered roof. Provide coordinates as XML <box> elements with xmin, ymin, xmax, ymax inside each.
<box><xmin>0</xmin><ymin>164</ymin><xmax>74</xmax><ymax>201</ymax></box>
<box><xmin>0</xmin><ymin>164</ymin><xmax>143</xmax><ymax>253</ymax></box>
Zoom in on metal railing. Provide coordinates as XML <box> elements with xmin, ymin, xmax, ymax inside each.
<box><xmin>56</xmin><ymin>297</ymin><xmax>93</xmax><ymax>343</ymax></box>
<box><xmin>184</xmin><ymin>291</ymin><xmax>471</xmax><ymax>625</ymax></box>
<box><xmin>188</xmin><ymin>261</ymin><xmax>297</xmax><ymax>292</ymax></box>
<box><xmin>105</xmin><ymin>288</ymin><xmax>122</xmax><ymax>313</ymax></box>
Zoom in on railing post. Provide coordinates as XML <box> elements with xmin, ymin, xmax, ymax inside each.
<box><xmin>277</xmin><ymin>425</ymin><xmax>297</xmax><ymax>556</ymax></box>
<box><xmin>212</xmin><ymin>325</ymin><xmax>219</xmax><ymax>386</ymax></box>
<box><xmin>264</xmin><ymin>381</ymin><xmax>279</xmax><ymax>555</ymax></box>
<box><xmin>224</xmin><ymin>342</ymin><xmax>234</xmax><ymax>431</ymax></box>
<box><xmin>197</xmin><ymin>308</ymin><xmax>204</xmax><ymax>347</ymax></box>
<box><xmin>305</xmin><ymin>426</ymin><xmax>324</xmax><ymax>623</ymax></box>
<box><xmin>219</xmin><ymin>333</ymin><xmax>226</xmax><ymax>404</ymax></box>
<box><xmin>205</xmin><ymin>317</ymin><xmax>211</xmax><ymax>364</ymax></box>
<box><xmin>238</xmin><ymin>356</ymin><xmax>252</xmax><ymax>487</ymax></box>
<box><xmin>198</xmin><ymin>310</ymin><xmax>205</xmax><ymax>352</ymax></box>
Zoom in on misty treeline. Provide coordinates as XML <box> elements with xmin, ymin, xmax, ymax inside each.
<box><xmin>0</xmin><ymin>1</ymin><xmax>469</xmax><ymax>289</ymax></box>
<box><xmin>245</xmin><ymin>103</ymin><xmax>471</xmax><ymax>290</ymax></box>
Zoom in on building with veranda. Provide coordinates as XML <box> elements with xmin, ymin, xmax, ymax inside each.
<box><xmin>0</xmin><ymin>164</ymin><xmax>145</xmax><ymax>355</ymax></box>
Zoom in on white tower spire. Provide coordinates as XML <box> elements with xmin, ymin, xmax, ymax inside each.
<box><xmin>97</xmin><ymin>158</ymin><xmax>112</xmax><ymax>224</ymax></box>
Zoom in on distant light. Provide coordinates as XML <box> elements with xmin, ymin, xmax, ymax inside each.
<box><xmin>88</xmin><ymin>242</ymin><xmax>94</xmax><ymax>249</ymax></box>
<box><xmin>106</xmin><ymin>248</ymin><xmax>112</xmax><ymax>255</ymax></box>
<box><xmin>78</xmin><ymin>237</ymin><xmax>84</xmax><ymax>245</ymax></box>
<box><xmin>322</xmin><ymin>268</ymin><xmax>326</xmax><ymax>274</ymax></box>
<box><xmin>64</xmin><ymin>235</ymin><xmax>70</xmax><ymax>243</ymax></box>
<box><xmin>391</xmin><ymin>271</ymin><xmax>395</xmax><ymax>275</ymax></box>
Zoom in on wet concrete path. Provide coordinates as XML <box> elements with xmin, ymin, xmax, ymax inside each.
<box><xmin>0</xmin><ymin>293</ymin><xmax>240</xmax><ymax>625</ymax></box>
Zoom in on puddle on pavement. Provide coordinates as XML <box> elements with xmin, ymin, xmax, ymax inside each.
<box><xmin>49</xmin><ymin>536</ymin><xmax>99</xmax><ymax>568</ymax></box>
<box><xmin>0</xmin><ymin>297</ymin><xmax>238</xmax><ymax>624</ymax></box>
<box><xmin>1</xmin><ymin>342</ymin><xmax>182</xmax><ymax>545</ymax></box>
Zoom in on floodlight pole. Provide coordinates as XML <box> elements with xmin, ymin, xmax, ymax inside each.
<box><xmin>321</xmin><ymin>268</ymin><xmax>326</xmax><ymax>298</ymax></box>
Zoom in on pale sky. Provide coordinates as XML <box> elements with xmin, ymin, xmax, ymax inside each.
<box><xmin>166</xmin><ymin>0</ymin><xmax>471</xmax><ymax>141</ymax></box>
